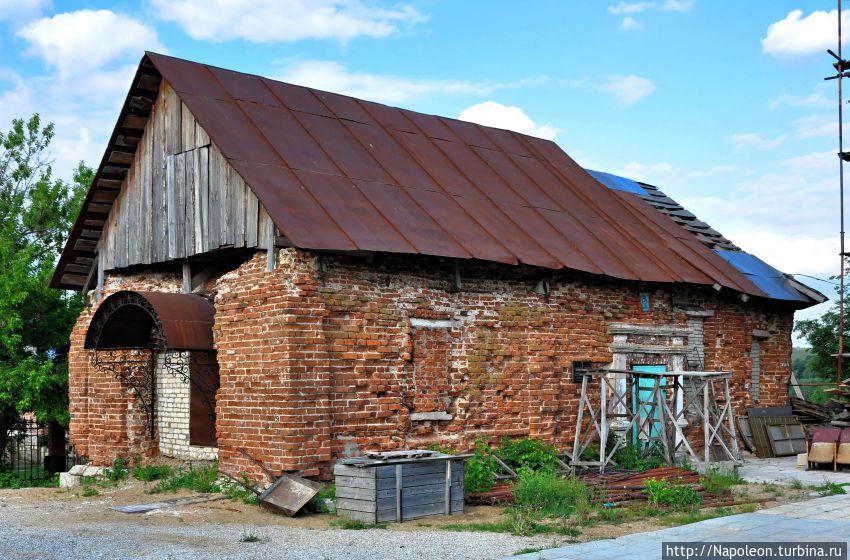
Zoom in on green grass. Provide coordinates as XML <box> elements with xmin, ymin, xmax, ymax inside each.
<box><xmin>443</xmin><ymin>511</ymin><xmax>581</xmax><ymax>537</ymax></box>
<box><xmin>643</xmin><ymin>478</ymin><xmax>701</xmax><ymax>509</ymax></box>
<box><xmin>238</xmin><ymin>531</ymin><xmax>267</xmax><ymax>543</ymax></box>
<box><xmin>103</xmin><ymin>458</ymin><xmax>129</xmax><ymax>483</ymax></box>
<box><xmin>513</xmin><ymin>472</ymin><xmax>592</xmax><ymax>518</ymax></box>
<box><xmin>513</xmin><ymin>547</ymin><xmax>544</xmax><ymax>556</ymax></box>
<box><xmin>815</xmin><ymin>482</ymin><xmax>849</xmax><ymax>496</ymax></box>
<box><xmin>306</xmin><ymin>483</ymin><xmax>335</xmax><ymax>513</ymax></box>
<box><xmin>81</xmin><ymin>486</ymin><xmax>99</xmax><ymax>497</ymax></box>
<box><xmin>700</xmin><ymin>468</ymin><xmax>743</xmax><ymax>493</ymax></box>
<box><xmin>219</xmin><ymin>475</ymin><xmax>260</xmax><ymax>505</ymax></box>
<box><xmin>149</xmin><ymin>463</ymin><xmax>219</xmax><ymax>494</ymax></box>
<box><xmin>330</xmin><ymin>519</ymin><xmax>387</xmax><ymax>530</ymax></box>
<box><xmin>132</xmin><ymin>464</ymin><xmax>173</xmax><ymax>482</ymax></box>
<box><xmin>789</xmin><ymin>479</ymin><xmax>804</xmax><ymax>490</ymax></box>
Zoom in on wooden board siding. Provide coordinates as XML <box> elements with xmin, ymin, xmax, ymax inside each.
<box><xmin>100</xmin><ymin>80</ymin><xmax>273</xmax><ymax>271</ymax></box>
<box><xmin>334</xmin><ymin>462</ymin><xmax>464</xmax><ymax>524</ymax></box>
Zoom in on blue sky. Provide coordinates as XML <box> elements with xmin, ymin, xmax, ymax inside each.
<box><xmin>0</xmin><ymin>0</ymin><xmax>842</xmax><ymax>332</ymax></box>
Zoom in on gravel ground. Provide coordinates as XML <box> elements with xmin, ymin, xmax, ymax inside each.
<box><xmin>0</xmin><ymin>488</ymin><xmax>557</xmax><ymax>560</ymax></box>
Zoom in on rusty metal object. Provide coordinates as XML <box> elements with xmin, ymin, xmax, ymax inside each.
<box><xmin>84</xmin><ymin>290</ymin><xmax>215</xmax><ymax>351</ymax></box>
<box><xmin>55</xmin><ymin>52</ymin><xmax>778</xmax><ymax>303</ymax></box>
<box><xmin>259</xmin><ymin>473</ymin><xmax>322</xmax><ymax>517</ymax></box>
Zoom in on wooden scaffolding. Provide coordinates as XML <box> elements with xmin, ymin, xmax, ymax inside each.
<box><xmin>569</xmin><ymin>369</ymin><xmax>741</xmax><ymax>473</ymax></box>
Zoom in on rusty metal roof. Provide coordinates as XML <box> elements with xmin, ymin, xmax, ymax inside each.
<box><xmin>56</xmin><ymin>52</ymin><xmax>804</xmax><ymax>304</ymax></box>
<box><xmin>84</xmin><ymin>290</ymin><xmax>215</xmax><ymax>351</ymax></box>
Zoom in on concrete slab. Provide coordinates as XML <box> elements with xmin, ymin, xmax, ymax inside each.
<box><xmin>739</xmin><ymin>456</ymin><xmax>850</xmax><ymax>486</ymax></box>
<box><xmin>509</xmin><ymin>494</ymin><xmax>850</xmax><ymax>560</ymax></box>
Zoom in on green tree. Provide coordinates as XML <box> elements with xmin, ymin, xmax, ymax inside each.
<box><xmin>795</xmin><ymin>272</ymin><xmax>846</xmax><ymax>395</ymax></box>
<box><xmin>0</xmin><ymin>115</ymin><xmax>89</xmax><ymax>461</ymax></box>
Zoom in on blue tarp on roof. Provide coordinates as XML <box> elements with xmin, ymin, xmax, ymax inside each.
<box><xmin>586</xmin><ymin>169</ymin><xmax>648</xmax><ymax>196</ymax></box>
<box><xmin>713</xmin><ymin>250</ymin><xmax>808</xmax><ymax>302</ymax></box>
<box><xmin>587</xmin><ymin>167</ymin><xmax>821</xmax><ymax>304</ymax></box>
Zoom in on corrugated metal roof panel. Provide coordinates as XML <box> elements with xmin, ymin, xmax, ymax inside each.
<box><xmin>56</xmin><ymin>52</ymin><xmax>822</xmax><ymax>305</ymax></box>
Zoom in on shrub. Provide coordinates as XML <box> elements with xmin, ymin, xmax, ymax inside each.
<box><xmin>496</xmin><ymin>438</ymin><xmax>560</xmax><ymax>475</ymax></box>
<box><xmin>464</xmin><ymin>439</ymin><xmax>499</xmax><ymax>494</ymax></box>
<box><xmin>513</xmin><ymin>471</ymin><xmax>592</xmax><ymax>518</ymax></box>
<box><xmin>643</xmin><ymin>478</ymin><xmax>701</xmax><ymax>509</ymax></box>
<box><xmin>612</xmin><ymin>443</ymin><xmax>664</xmax><ymax>472</ymax></box>
<box><xmin>132</xmin><ymin>464</ymin><xmax>173</xmax><ymax>482</ymax></box>
<box><xmin>103</xmin><ymin>457</ymin><xmax>129</xmax><ymax>482</ymax></box>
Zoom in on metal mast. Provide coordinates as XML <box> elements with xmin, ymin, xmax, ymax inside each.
<box><xmin>827</xmin><ymin>0</ymin><xmax>848</xmax><ymax>388</ymax></box>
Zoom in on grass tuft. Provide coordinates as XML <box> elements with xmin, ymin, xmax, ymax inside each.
<box><xmin>513</xmin><ymin>472</ymin><xmax>592</xmax><ymax>518</ymax></box>
<box><xmin>149</xmin><ymin>462</ymin><xmax>219</xmax><ymax>494</ymax></box>
<box><xmin>331</xmin><ymin>519</ymin><xmax>387</xmax><ymax>530</ymax></box>
<box><xmin>132</xmin><ymin>464</ymin><xmax>173</xmax><ymax>482</ymax></box>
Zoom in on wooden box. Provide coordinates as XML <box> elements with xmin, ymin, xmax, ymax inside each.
<box><xmin>334</xmin><ymin>456</ymin><xmax>465</xmax><ymax>523</ymax></box>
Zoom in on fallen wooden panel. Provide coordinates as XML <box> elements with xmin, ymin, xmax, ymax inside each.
<box><xmin>111</xmin><ymin>494</ymin><xmax>225</xmax><ymax>513</ymax></box>
<box><xmin>259</xmin><ymin>473</ymin><xmax>321</xmax><ymax>517</ymax></box>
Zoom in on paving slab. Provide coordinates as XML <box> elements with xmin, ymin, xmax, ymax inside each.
<box><xmin>510</xmin><ymin>494</ymin><xmax>850</xmax><ymax>560</ymax></box>
<box><xmin>739</xmin><ymin>456</ymin><xmax>850</xmax><ymax>486</ymax></box>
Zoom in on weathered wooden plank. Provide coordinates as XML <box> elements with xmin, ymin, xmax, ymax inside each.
<box><xmin>335</xmin><ymin>509</ymin><xmax>377</xmax><ymax>524</ymax></box>
<box><xmin>233</xmin><ymin>171</ymin><xmax>245</xmax><ymax>247</ymax></box>
<box><xmin>220</xmin><ymin>149</ymin><xmax>231</xmax><ymax>247</ymax></box>
<box><xmin>245</xmin><ymin>189</ymin><xmax>259</xmax><ymax>247</ymax></box>
<box><xmin>173</xmin><ymin>152</ymin><xmax>186</xmax><ymax>259</ymax></box>
<box><xmin>195</xmin><ymin>120</ymin><xmax>210</xmax><ymax>147</ymax></box>
<box><xmin>208</xmin><ymin>144</ymin><xmax>222</xmax><ymax>250</ymax></box>
<box><xmin>257</xmin><ymin>204</ymin><xmax>271</xmax><ymax>250</ymax></box>
<box><xmin>195</xmin><ymin>146</ymin><xmax>208</xmax><ymax>254</ymax></box>
<box><xmin>150</xmin><ymin>90</ymin><xmax>164</xmax><ymax>263</ymax></box>
<box><xmin>376</xmin><ymin>500</ymin><xmax>464</xmax><ymax>522</ymax></box>
<box><xmin>184</xmin><ymin>148</ymin><xmax>195</xmax><ymax>257</ymax></box>
<box><xmin>334</xmin><ymin>475</ymin><xmax>376</xmax><ymax>490</ymax></box>
<box><xmin>166</xmin><ymin>154</ymin><xmax>177</xmax><ymax>259</ymax></box>
<box><xmin>336</xmin><ymin>498</ymin><xmax>377</xmax><ymax>513</ymax></box>
<box><xmin>181</xmin><ymin>102</ymin><xmax>195</xmax><ymax>150</ymax></box>
<box><xmin>140</xmin><ymin>114</ymin><xmax>152</xmax><ymax>264</ymax></box>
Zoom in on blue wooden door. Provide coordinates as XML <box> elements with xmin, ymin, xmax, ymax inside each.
<box><xmin>631</xmin><ymin>364</ymin><xmax>666</xmax><ymax>445</ymax></box>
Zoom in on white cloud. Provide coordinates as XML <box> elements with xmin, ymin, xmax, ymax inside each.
<box><xmin>678</xmin><ymin>150</ymin><xmax>838</xmax><ymax>277</ymax></box>
<box><xmin>458</xmin><ymin>101</ymin><xmax>559</xmax><ymax>140</ymax></box>
<box><xmin>769</xmin><ymin>86</ymin><xmax>831</xmax><ymax>109</ymax></box>
<box><xmin>18</xmin><ymin>10</ymin><xmax>163</xmax><ymax>79</ymax></box>
<box><xmin>730</xmin><ymin>132</ymin><xmax>786</xmax><ymax>151</ymax></box>
<box><xmin>0</xmin><ymin>0</ymin><xmax>48</xmax><ymax>22</ymax></box>
<box><xmin>795</xmin><ymin>114</ymin><xmax>836</xmax><ymax>139</ymax></box>
<box><xmin>620</xmin><ymin>16</ymin><xmax>644</xmax><ymax>30</ymax></box>
<box><xmin>608</xmin><ymin>2</ymin><xmax>652</xmax><ymax>15</ymax></box>
<box><xmin>661</xmin><ymin>0</ymin><xmax>695</xmax><ymax>13</ymax></box>
<box><xmin>599</xmin><ymin>74</ymin><xmax>656</xmax><ymax>105</ymax></box>
<box><xmin>762</xmin><ymin>9</ymin><xmax>848</xmax><ymax>57</ymax></box>
<box><xmin>151</xmin><ymin>0</ymin><xmax>425</xmax><ymax>43</ymax></box>
<box><xmin>278</xmin><ymin>60</ymin><xmax>502</xmax><ymax>104</ymax></box>
<box><xmin>608</xmin><ymin>1</ymin><xmax>694</xmax><ymax>17</ymax></box>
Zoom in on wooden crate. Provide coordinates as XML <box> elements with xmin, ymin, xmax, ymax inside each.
<box><xmin>334</xmin><ymin>458</ymin><xmax>465</xmax><ymax>523</ymax></box>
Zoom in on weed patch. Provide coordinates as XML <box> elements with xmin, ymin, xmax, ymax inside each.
<box><xmin>513</xmin><ymin>472</ymin><xmax>592</xmax><ymax>518</ymax></box>
<box><xmin>700</xmin><ymin>468</ymin><xmax>743</xmax><ymax>493</ymax></box>
<box><xmin>331</xmin><ymin>519</ymin><xmax>387</xmax><ymax>530</ymax></box>
<box><xmin>149</xmin><ymin>463</ymin><xmax>219</xmax><ymax>494</ymax></box>
<box><xmin>132</xmin><ymin>464</ymin><xmax>173</xmax><ymax>482</ymax></box>
<box><xmin>238</xmin><ymin>531</ymin><xmax>267</xmax><ymax>543</ymax></box>
<box><xmin>643</xmin><ymin>478</ymin><xmax>701</xmax><ymax>509</ymax></box>
<box><xmin>815</xmin><ymin>482</ymin><xmax>849</xmax><ymax>496</ymax></box>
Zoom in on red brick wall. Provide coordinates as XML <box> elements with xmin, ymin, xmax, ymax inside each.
<box><xmin>68</xmin><ymin>272</ymin><xmax>182</xmax><ymax>464</ymax></box>
<box><xmin>68</xmin><ymin>249</ymin><xmax>796</xmax><ymax>476</ymax></box>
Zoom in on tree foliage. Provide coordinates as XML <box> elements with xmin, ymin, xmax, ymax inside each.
<box><xmin>795</xmin><ymin>272</ymin><xmax>845</xmax><ymax>383</ymax></box>
<box><xmin>0</xmin><ymin>115</ymin><xmax>88</xmax><ymax>433</ymax></box>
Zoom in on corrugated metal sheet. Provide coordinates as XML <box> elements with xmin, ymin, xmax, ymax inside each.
<box><xmin>58</xmin><ymin>52</ymin><xmax>823</xmax><ymax>305</ymax></box>
<box><xmin>141</xmin><ymin>52</ymin><xmax>765</xmax><ymax>296</ymax></box>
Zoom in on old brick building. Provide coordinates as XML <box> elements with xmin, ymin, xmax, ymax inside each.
<box><xmin>53</xmin><ymin>53</ymin><xmax>824</xmax><ymax>479</ymax></box>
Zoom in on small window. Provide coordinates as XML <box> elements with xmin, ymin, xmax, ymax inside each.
<box><xmin>572</xmin><ymin>361</ymin><xmax>594</xmax><ymax>384</ymax></box>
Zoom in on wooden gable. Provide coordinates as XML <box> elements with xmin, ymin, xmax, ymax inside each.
<box><xmin>99</xmin><ymin>80</ymin><xmax>274</xmax><ymax>272</ymax></box>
